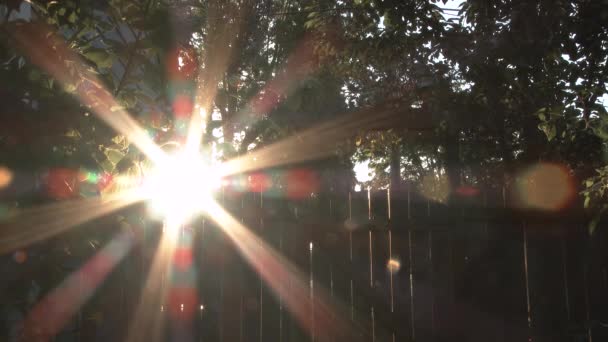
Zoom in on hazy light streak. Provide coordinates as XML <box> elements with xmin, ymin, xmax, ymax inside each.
<box><xmin>185</xmin><ymin>108</ymin><xmax>206</xmax><ymax>156</ymax></box>
<box><xmin>0</xmin><ymin>190</ymin><xmax>143</xmax><ymax>254</ymax></box>
<box><xmin>187</xmin><ymin>2</ymin><xmax>246</xmax><ymax>154</ymax></box>
<box><xmin>22</xmin><ymin>231</ymin><xmax>134</xmax><ymax>339</ymax></box>
<box><xmin>6</xmin><ymin>15</ymin><xmax>403</xmax><ymax>342</ymax></box>
<box><xmin>205</xmin><ymin>199</ymin><xmax>362</xmax><ymax>341</ymax></box>
<box><xmin>126</xmin><ymin>222</ymin><xmax>180</xmax><ymax>342</ymax></box>
<box><xmin>9</xmin><ymin>23</ymin><xmax>166</xmax><ymax>164</ymax></box>
<box><xmin>234</xmin><ymin>34</ymin><xmax>320</xmax><ymax>128</ymax></box>
<box><xmin>219</xmin><ymin>106</ymin><xmax>400</xmax><ymax>176</ymax></box>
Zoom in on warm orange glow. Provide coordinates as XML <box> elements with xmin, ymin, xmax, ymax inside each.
<box><xmin>516</xmin><ymin>163</ymin><xmax>575</xmax><ymax>211</ymax></box>
<box><xmin>0</xmin><ymin>166</ymin><xmax>12</xmax><ymax>189</ymax></box>
<box><xmin>13</xmin><ymin>250</ymin><xmax>27</xmax><ymax>264</ymax></box>
<box><xmin>387</xmin><ymin>258</ymin><xmax>401</xmax><ymax>273</ymax></box>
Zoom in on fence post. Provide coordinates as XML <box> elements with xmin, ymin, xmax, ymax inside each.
<box><xmin>348</xmin><ymin>191</ymin><xmax>354</xmax><ymax>322</ymax></box>
<box><xmin>428</xmin><ymin>197</ymin><xmax>435</xmax><ymax>341</ymax></box>
<box><xmin>239</xmin><ymin>197</ymin><xmax>244</xmax><ymax>342</ymax></box>
<box><xmin>584</xmin><ymin>259</ymin><xmax>593</xmax><ymax>342</ymax></box>
<box><xmin>387</xmin><ymin>188</ymin><xmax>396</xmax><ymax>342</ymax></box>
<box><xmin>279</xmin><ymin>213</ymin><xmax>284</xmax><ymax>342</ymax></box>
<box><xmin>561</xmin><ymin>237</ymin><xmax>571</xmax><ymax>323</ymax></box>
<box><xmin>259</xmin><ymin>190</ymin><xmax>264</xmax><ymax>342</ymax></box>
<box><xmin>523</xmin><ymin>221</ymin><xmax>533</xmax><ymax>340</ymax></box>
<box><xmin>408</xmin><ymin>229</ymin><xmax>416</xmax><ymax>341</ymax></box>
<box><xmin>367</xmin><ymin>188</ymin><xmax>375</xmax><ymax>342</ymax></box>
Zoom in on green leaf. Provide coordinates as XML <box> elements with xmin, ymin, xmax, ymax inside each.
<box><xmin>68</xmin><ymin>11</ymin><xmax>77</xmax><ymax>24</ymax></box>
<box><xmin>64</xmin><ymin>83</ymin><xmax>78</xmax><ymax>93</ymax></box>
<box><xmin>592</xmin><ymin>124</ymin><xmax>608</xmax><ymax>141</ymax></box>
<box><xmin>589</xmin><ymin>204</ymin><xmax>608</xmax><ymax>235</ymax></box>
<box><xmin>28</xmin><ymin>69</ymin><xmax>41</xmax><ymax>82</ymax></box>
<box><xmin>84</xmin><ymin>49</ymin><xmax>113</xmax><ymax>69</ymax></box>
<box><xmin>100</xmin><ymin>159</ymin><xmax>114</xmax><ymax>173</ymax></box>
<box><xmin>115</xmin><ymin>157</ymin><xmax>134</xmax><ymax>173</ymax></box>
<box><xmin>104</xmin><ymin>148</ymin><xmax>124</xmax><ymax>165</ymax></box>
<box><xmin>538</xmin><ymin>113</ymin><xmax>546</xmax><ymax>121</ymax></box>
<box><xmin>538</xmin><ymin>122</ymin><xmax>556</xmax><ymax>141</ymax></box>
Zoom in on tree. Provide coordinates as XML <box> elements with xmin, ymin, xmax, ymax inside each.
<box><xmin>306</xmin><ymin>0</ymin><xmax>607</xmax><ymax>213</ymax></box>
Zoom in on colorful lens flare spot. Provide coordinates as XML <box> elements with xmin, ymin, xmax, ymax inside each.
<box><xmin>172</xmin><ymin>248</ymin><xmax>194</xmax><ymax>270</ymax></box>
<box><xmin>167</xmin><ymin>287</ymin><xmax>198</xmax><ymax>319</ymax></box>
<box><xmin>387</xmin><ymin>258</ymin><xmax>401</xmax><ymax>273</ymax></box>
<box><xmin>516</xmin><ymin>163</ymin><xmax>575</xmax><ymax>211</ymax></box>
<box><xmin>455</xmin><ymin>186</ymin><xmax>480</xmax><ymax>197</ymax></box>
<box><xmin>172</xmin><ymin>95</ymin><xmax>194</xmax><ymax>119</ymax></box>
<box><xmin>45</xmin><ymin>168</ymin><xmax>79</xmax><ymax>199</ymax></box>
<box><xmin>0</xmin><ymin>166</ymin><xmax>13</xmax><ymax>189</ymax></box>
<box><xmin>286</xmin><ymin>169</ymin><xmax>319</xmax><ymax>199</ymax></box>
<box><xmin>13</xmin><ymin>250</ymin><xmax>27</xmax><ymax>264</ymax></box>
<box><xmin>248</xmin><ymin>172</ymin><xmax>272</xmax><ymax>192</ymax></box>
<box><xmin>84</xmin><ymin>171</ymin><xmax>99</xmax><ymax>183</ymax></box>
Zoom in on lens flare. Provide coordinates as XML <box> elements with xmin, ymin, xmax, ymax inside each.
<box><xmin>516</xmin><ymin>163</ymin><xmax>575</xmax><ymax>211</ymax></box>
<box><xmin>143</xmin><ymin>152</ymin><xmax>220</xmax><ymax>225</ymax></box>
<box><xmin>420</xmin><ymin>172</ymin><xmax>450</xmax><ymax>204</ymax></box>
<box><xmin>0</xmin><ymin>166</ymin><xmax>12</xmax><ymax>189</ymax></box>
<box><xmin>286</xmin><ymin>169</ymin><xmax>319</xmax><ymax>199</ymax></box>
<box><xmin>22</xmin><ymin>232</ymin><xmax>134</xmax><ymax>339</ymax></box>
<box><xmin>0</xmin><ymin>190</ymin><xmax>142</xmax><ymax>254</ymax></box>
<box><xmin>126</xmin><ymin>221</ymin><xmax>181</xmax><ymax>342</ymax></box>
<box><xmin>204</xmin><ymin>199</ymin><xmax>359</xmax><ymax>340</ymax></box>
<box><xmin>172</xmin><ymin>95</ymin><xmax>194</xmax><ymax>120</ymax></box>
<box><xmin>10</xmin><ymin>24</ymin><xmax>167</xmax><ymax>164</ymax></box>
<box><xmin>13</xmin><ymin>250</ymin><xmax>27</xmax><ymax>264</ymax></box>
<box><xmin>387</xmin><ymin>258</ymin><xmax>401</xmax><ymax>273</ymax></box>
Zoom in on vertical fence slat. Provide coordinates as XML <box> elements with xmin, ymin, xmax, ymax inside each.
<box><xmin>180</xmin><ymin>183</ymin><xmax>605</xmax><ymax>342</ymax></box>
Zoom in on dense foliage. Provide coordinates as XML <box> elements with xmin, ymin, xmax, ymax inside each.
<box><xmin>308</xmin><ymin>0</ymin><xmax>608</xmax><ymax>203</ymax></box>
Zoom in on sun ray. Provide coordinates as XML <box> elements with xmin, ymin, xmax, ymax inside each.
<box><xmin>219</xmin><ymin>105</ymin><xmax>403</xmax><ymax>177</ymax></box>
<box><xmin>204</xmin><ymin>199</ymin><xmax>359</xmax><ymax>340</ymax></box>
<box><xmin>186</xmin><ymin>1</ymin><xmax>247</xmax><ymax>154</ymax></box>
<box><xmin>8</xmin><ymin>22</ymin><xmax>167</xmax><ymax>164</ymax></box>
<box><xmin>126</xmin><ymin>221</ymin><xmax>180</xmax><ymax>342</ymax></box>
<box><xmin>5</xmin><ymin>10</ymin><xmax>387</xmax><ymax>342</ymax></box>
<box><xmin>21</xmin><ymin>230</ymin><xmax>134</xmax><ymax>340</ymax></box>
<box><xmin>0</xmin><ymin>190</ymin><xmax>143</xmax><ymax>254</ymax></box>
<box><xmin>233</xmin><ymin>33</ymin><xmax>322</xmax><ymax>129</ymax></box>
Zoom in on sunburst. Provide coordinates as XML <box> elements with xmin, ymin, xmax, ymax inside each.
<box><xmin>1</xmin><ymin>9</ymin><xmax>387</xmax><ymax>340</ymax></box>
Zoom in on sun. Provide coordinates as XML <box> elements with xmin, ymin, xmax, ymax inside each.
<box><xmin>142</xmin><ymin>151</ymin><xmax>221</xmax><ymax>226</ymax></box>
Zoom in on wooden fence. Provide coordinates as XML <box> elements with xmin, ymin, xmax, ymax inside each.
<box><xmin>70</xmin><ymin>186</ymin><xmax>608</xmax><ymax>342</ymax></box>
<box><xmin>134</xmin><ymin>186</ymin><xmax>605</xmax><ymax>342</ymax></box>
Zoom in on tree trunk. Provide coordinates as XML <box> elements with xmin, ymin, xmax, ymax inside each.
<box><xmin>389</xmin><ymin>143</ymin><xmax>402</xmax><ymax>192</ymax></box>
<box><xmin>444</xmin><ymin>127</ymin><xmax>461</xmax><ymax>200</ymax></box>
